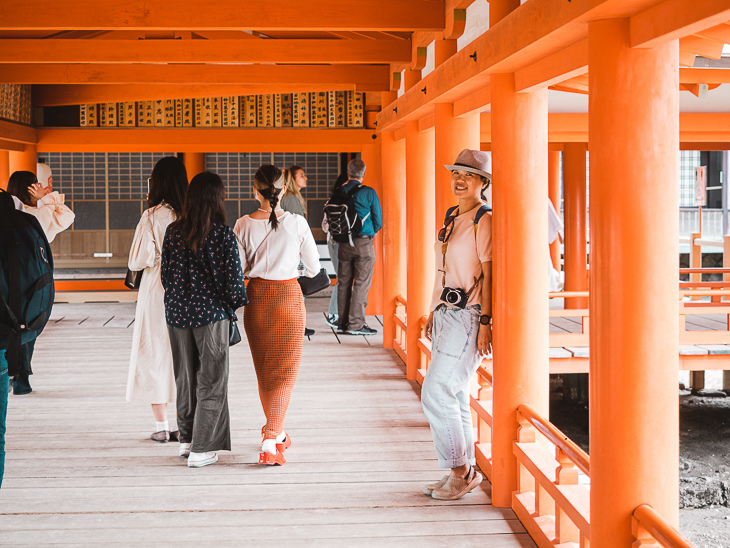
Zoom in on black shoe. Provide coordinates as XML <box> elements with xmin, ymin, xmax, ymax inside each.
<box><xmin>305</xmin><ymin>327</ymin><xmax>315</xmax><ymax>337</ymax></box>
<box><xmin>347</xmin><ymin>325</ymin><xmax>377</xmax><ymax>336</ymax></box>
<box><xmin>336</xmin><ymin>325</ymin><xmax>348</xmax><ymax>335</ymax></box>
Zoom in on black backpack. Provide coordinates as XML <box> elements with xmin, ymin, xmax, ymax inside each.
<box><xmin>0</xmin><ymin>190</ymin><xmax>55</xmax><ymax>376</ymax></box>
<box><xmin>324</xmin><ymin>184</ymin><xmax>368</xmax><ymax>245</ymax></box>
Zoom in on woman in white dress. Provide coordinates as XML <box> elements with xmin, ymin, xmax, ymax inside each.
<box><xmin>7</xmin><ymin>169</ymin><xmax>75</xmax><ymax>395</ymax></box>
<box><xmin>126</xmin><ymin>156</ymin><xmax>188</xmax><ymax>443</ymax></box>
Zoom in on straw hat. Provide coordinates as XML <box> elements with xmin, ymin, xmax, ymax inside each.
<box><xmin>444</xmin><ymin>149</ymin><xmax>492</xmax><ymax>182</ymax></box>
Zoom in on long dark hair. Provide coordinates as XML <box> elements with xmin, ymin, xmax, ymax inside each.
<box><xmin>148</xmin><ymin>156</ymin><xmax>188</xmax><ymax>214</ymax></box>
<box><xmin>7</xmin><ymin>171</ymin><xmax>38</xmax><ymax>206</ymax></box>
<box><xmin>171</xmin><ymin>171</ymin><xmax>226</xmax><ymax>254</ymax></box>
<box><xmin>254</xmin><ymin>164</ymin><xmax>284</xmax><ymax>230</ymax></box>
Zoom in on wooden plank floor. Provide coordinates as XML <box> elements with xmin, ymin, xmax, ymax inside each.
<box><xmin>1</xmin><ymin>299</ymin><xmax>535</xmax><ymax>547</ymax></box>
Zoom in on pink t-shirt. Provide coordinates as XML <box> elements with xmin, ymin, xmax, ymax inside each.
<box><xmin>430</xmin><ymin>205</ymin><xmax>492</xmax><ymax>311</ymax></box>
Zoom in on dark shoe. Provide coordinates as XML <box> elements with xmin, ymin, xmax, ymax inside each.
<box><xmin>304</xmin><ymin>327</ymin><xmax>315</xmax><ymax>337</ymax></box>
<box><xmin>325</xmin><ymin>314</ymin><xmax>339</xmax><ymax>328</ymax></box>
<box><xmin>150</xmin><ymin>430</ymin><xmax>170</xmax><ymax>443</ymax></box>
<box><xmin>336</xmin><ymin>326</ymin><xmax>348</xmax><ymax>335</ymax></box>
<box><xmin>12</xmin><ymin>373</ymin><xmax>32</xmax><ymax>395</ymax></box>
<box><xmin>169</xmin><ymin>430</ymin><xmax>179</xmax><ymax>442</ymax></box>
<box><xmin>347</xmin><ymin>325</ymin><xmax>377</xmax><ymax>336</ymax></box>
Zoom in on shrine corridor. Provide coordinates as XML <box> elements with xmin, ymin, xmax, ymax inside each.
<box><xmin>0</xmin><ymin>301</ymin><xmax>533</xmax><ymax>547</ymax></box>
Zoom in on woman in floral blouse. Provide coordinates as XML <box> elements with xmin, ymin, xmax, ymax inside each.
<box><xmin>161</xmin><ymin>171</ymin><xmax>247</xmax><ymax>468</ymax></box>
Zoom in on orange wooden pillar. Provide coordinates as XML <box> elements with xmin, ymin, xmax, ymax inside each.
<box><xmin>9</xmin><ymin>144</ymin><xmax>37</xmax><ymax>175</ymax></box>
<box><xmin>362</xmin><ymin>142</ymin><xmax>383</xmax><ymax>316</ymax></box>
<box><xmin>405</xmin><ymin>121</ymin><xmax>435</xmax><ymax>380</ymax></box>
<box><xmin>0</xmin><ymin>150</ymin><xmax>9</xmax><ymax>189</ymax></box>
<box><xmin>588</xmin><ymin>19</ymin><xmax>679</xmax><ymax>546</ymax></box>
<box><xmin>381</xmin><ymin>131</ymin><xmax>406</xmax><ymax>349</ymax></box>
<box><xmin>491</xmin><ymin>73</ymin><xmax>549</xmax><ymax>507</ymax></box>
<box><xmin>548</xmin><ymin>150</ymin><xmax>561</xmax><ymax>272</ymax></box>
<box><xmin>435</xmin><ymin>107</ymin><xmax>481</xmax><ymax>226</ymax></box>
<box><xmin>563</xmin><ymin>143</ymin><xmax>588</xmax><ymax>308</ymax></box>
<box><xmin>183</xmin><ymin>152</ymin><xmax>205</xmax><ymax>180</ymax></box>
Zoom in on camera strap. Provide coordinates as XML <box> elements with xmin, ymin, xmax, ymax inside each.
<box><xmin>438</xmin><ymin>206</ymin><xmax>484</xmax><ymax>295</ymax></box>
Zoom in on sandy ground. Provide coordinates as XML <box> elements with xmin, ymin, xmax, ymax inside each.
<box><xmin>551</xmin><ymin>374</ymin><xmax>730</xmax><ymax>547</ymax></box>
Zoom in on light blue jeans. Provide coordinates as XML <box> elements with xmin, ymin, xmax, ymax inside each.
<box><xmin>327</xmin><ymin>239</ymin><xmax>339</xmax><ymax>317</ymax></box>
<box><xmin>0</xmin><ymin>350</ymin><xmax>8</xmax><ymax>489</ymax></box>
<box><xmin>421</xmin><ymin>305</ymin><xmax>481</xmax><ymax>469</ymax></box>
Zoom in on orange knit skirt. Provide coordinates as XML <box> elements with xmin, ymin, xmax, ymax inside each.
<box><xmin>243</xmin><ymin>278</ymin><xmax>305</xmax><ymax>440</ymax></box>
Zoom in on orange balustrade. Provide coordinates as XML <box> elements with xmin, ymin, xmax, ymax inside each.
<box><xmin>633</xmin><ymin>505</ymin><xmax>695</xmax><ymax>548</ymax></box>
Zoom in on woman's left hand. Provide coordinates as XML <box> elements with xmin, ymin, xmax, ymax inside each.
<box><xmin>478</xmin><ymin>323</ymin><xmax>492</xmax><ymax>356</ymax></box>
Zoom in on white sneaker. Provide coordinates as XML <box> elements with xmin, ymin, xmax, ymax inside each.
<box><xmin>188</xmin><ymin>451</ymin><xmax>217</xmax><ymax>468</ymax></box>
<box><xmin>179</xmin><ymin>443</ymin><xmax>191</xmax><ymax>458</ymax></box>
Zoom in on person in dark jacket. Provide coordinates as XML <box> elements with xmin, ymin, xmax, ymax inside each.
<box><xmin>161</xmin><ymin>172</ymin><xmax>247</xmax><ymax>468</ymax></box>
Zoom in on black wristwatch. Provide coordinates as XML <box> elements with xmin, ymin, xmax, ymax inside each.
<box><xmin>480</xmin><ymin>314</ymin><xmax>491</xmax><ymax>326</ymax></box>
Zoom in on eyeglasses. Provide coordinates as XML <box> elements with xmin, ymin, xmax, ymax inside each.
<box><xmin>438</xmin><ymin>213</ymin><xmax>457</xmax><ymax>243</ymax></box>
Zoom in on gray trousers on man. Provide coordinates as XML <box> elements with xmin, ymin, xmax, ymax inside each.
<box><xmin>337</xmin><ymin>237</ymin><xmax>376</xmax><ymax>330</ymax></box>
<box><xmin>167</xmin><ymin>320</ymin><xmax>231</xmax><ymax>453</ymax></box>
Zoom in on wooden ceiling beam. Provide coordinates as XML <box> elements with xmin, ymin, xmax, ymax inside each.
<box><xmin>1</xmin><ymin>64</ymin><xmax>390</xmax><ymax>86</ymax></box>
<box><xmin>0</xmin><ymin>38</ymin><xmax>412</xmax><ymax>64</ymax></box>
<box><xmin>0</xmin><ymin>0</ymin><xmax>445</xmax><ymax>31</ymax></box>
<box><xmin>630</xmin><ymin>0</ymin><xmax>730</xmax><ymax>49</ymax></box>
<box><xmin>680</xmin><ymin>67</ymin><xmax>730</xmax><ymax>84</ymax></box>
<box><xmin>33</xmin><ymin>84</ymin><xmax>375</xmax><ymax>106</ymax></box>
<box><xmin>0</xmin><ymin>119</ymin><xmax>37</xmax><ymax>145</ymax></box>
<box><xmin>514</xmin><ymin>40</ymin><xmax>588</xmax><ymax>93</ymax></box>
<box><xmin>36</xmin><ymin>128</ymin><xmax>377</xmax><ymax>153</ymax></box>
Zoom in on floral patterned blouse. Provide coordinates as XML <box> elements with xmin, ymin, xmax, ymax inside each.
<box><xmin>161</xmin><ymin>222</ymin><xmax>247</xmax><ymax>328</ymax></box>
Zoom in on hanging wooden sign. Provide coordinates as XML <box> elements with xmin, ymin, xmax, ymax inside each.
<box><xmin>182</xmin><ymin>98</ymin><xmax>193</xmax><ymax>127</ymax></box>
<box><xmin>241</xmin><ymin>95</ymin><xmax>257</xmax><ymax>127</ymax></box>
<box><xmin>310</xmin><ymin>92</ymin><xmax>328</xmax><ymax>127</ymax></box>
<box><xmin>347</xmin><ymin>91</ymin><xmax>364</xmax><ymax>127</ymax></box>
<box><xmin>153</xmin><ymin>99</ymin><xmax>164</xmax><ymax>126</ymax></box>
<box><xmin>163</xmin><ymin>99</ymin><xmax>175</xmax><ymax>127</ymax></box>
<box><xmin>211</xmin><ymin>97</ymin><xmax>221</xmax><ymax>127</ymax></box>
<box><xmin>80</xmin><ymin>104</ymin><xmax>97</xmax><ymax>127</ymax></box>
<box><xmin>119</xmin><ymin>102</ymin><xmax>135</xmax><ymax>127</ymax></box>
<box><xmin>280</xmin><ymin>94</ymin><xmax>293</xmax><ymax>127</ymax></box>
<box><xmin>257</xmin><ymin>94</ymin><xmax>274</xmax><ymax>127</ymax></box>
<box><xmin>196</xmin><ymin>98</ymin><xmax>212</xmax><ymax>127</ymax></box>
<box><xmin>292</xmin><ymin>92</ymin><xmax>309</xmax><ymax>127</ymax></box>
<box><xmin>327</xmin><ymin>92</ymin><xmax>337</xmax><ymax>127</ymax></box>
<box><xmin>175</xmin><ymin>99</ymin><xmax>183</xmax><ymax>127</ymax></box>
<box><xmin>274</xmin><ymin>94</ymin><xmax>282</xmax><ymax>127</ymax></box>
<box><xmin>141</xmin><ymin>101</ymin><xmax>154</xmax><ymax>126</ymax></box>
<box><xmin>334</xmin><ymin>91</ymin><xmax>346</xmax><ymax>128</ymax></box>
<box><xmin>222</xmin><ymin>96</ymin><xmax>239</xmax><ymax>127</ymax></box>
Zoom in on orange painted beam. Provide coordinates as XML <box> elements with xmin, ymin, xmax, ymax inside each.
<box><xmin>0</xmin><ymin>0</ymin><xmax>445</xmax><ymax>31</ymax></box>
<box><xmin>514</xmin><ymin>40</ymin><xmax>588</xmax><ymax>93</ymax></box>
<box><xmin>480</xmin><ymin>112</ymin><xmax>730</xmax><ymax>144</ymax></box>
<box><xmin>55</xmin><ymin>280</ymin><xmax>130</xmax><ymax>292</ymax></box>
<box><xmin>0</xmin><ymin>38</ymin><xmax>412</xmax><ymax>64</ymax></box>
<box><xmin>630</xmin><ymin>0</ymin><xmax>730</xmax><ymax>48</ymax></box>
<box><xmin>0</xmin><ymin>139</ymin><xmax>26</xmax><ymax>152</ymax></box>
<box><xmin>34</xmin><ymin>83</ymin><xmax>375</xmax><ymax>106</ymax></box>
<box><xmin>36</xmin><ymin>128</ymin><xmax>376</xmax><ymax>153</ymax></box>
<box><xmin>680</xmin><ymin>67</ymin><xmax>730</xmax><ymax>84</ymax></box>
<box><xmin>1</xmin><ymin>63</ymin><xmax>390</xmax><ymax>87</ymax></box>
<box><xmin>0</xmin><ymin>119</ymin><xmax>37</xmax><ymax>145</ymax></box>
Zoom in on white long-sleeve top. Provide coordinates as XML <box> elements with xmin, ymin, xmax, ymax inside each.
<box><xmin>26</xmin><ymin>191</ymin><xmax>75</xmax><ymax>243</ymax></box>
<box><xmin>234</xmin><ymin>211</ymin><xmax>321</xmax><ymax>280</ymax></box>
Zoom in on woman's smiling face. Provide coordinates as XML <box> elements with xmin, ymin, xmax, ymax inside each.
<box><xmin>450</xmin><ymin>169</ymin><xmax>484</xmax><ymax>200</ymax></box>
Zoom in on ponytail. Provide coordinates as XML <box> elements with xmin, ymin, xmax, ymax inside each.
<box><xmin>253</xmin><ymin>164</ymin><xmax>284</xmax><ymax>230</ymax></box>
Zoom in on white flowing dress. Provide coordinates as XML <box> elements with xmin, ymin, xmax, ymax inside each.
<box><xmin>26</xmin><ymin>191</ymin><xmax>75</xmax><ymax>243</ymax></box>
<box><xmin>126</xmin><ymin>204</ymin><xmax>176</xmax><ymax>404</ymax></box>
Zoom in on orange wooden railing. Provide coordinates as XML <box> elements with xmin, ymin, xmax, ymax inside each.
<box><xmin>633</xmin><ymin>504</ymin><xmax>695</xmax><ymax>548</ymax></box>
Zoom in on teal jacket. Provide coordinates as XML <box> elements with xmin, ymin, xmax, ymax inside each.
<box><xmin>341</xmin><ymin>179</ymin><xmax>382</xmax><ymax>238</ymax></box>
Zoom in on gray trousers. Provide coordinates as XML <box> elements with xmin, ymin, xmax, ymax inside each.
<box><xmin>337</xmin><ymin>237</ymin><xmax>375</xmax><ymax>330</ymax></box>
<box><xmin>167</xmin><ymin>320</ymin><xmax>231</xmax><ymax>453</ymax></box>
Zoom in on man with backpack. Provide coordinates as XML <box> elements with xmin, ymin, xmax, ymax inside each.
<box><xmin>324</xmin><ymin>158</ymin><xmax>382</xmax><ymax>336</ymax></box>
<box><xmin>0</xmin><ymin>188</ymin><xmax>55</xmax><ymax>488</ymax></box>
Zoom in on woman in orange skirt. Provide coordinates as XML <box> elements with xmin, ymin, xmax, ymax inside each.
<box><xmin>234</xmin><ymin>165</ymin><xmax>321</xmax><ymax>465</ymax></box>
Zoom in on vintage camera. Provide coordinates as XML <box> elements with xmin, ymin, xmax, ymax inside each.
<box><xmin>440</xmin><ymin>287</ymin><xmax>468</xmax><ymax>309</ymax></box>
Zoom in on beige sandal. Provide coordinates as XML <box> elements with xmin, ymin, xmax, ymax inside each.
<box><xmin>431</xmin><ymin>466</ymin><xmax>482</xmax><ymax>500</ymax></box>
<box><xmin>424</xmin><ymin>475</ymin><xmax>450</xmax><ymax>496</ymax></box>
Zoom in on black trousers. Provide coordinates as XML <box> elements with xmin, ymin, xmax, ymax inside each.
<box><xmin>167</xmin><ymin>320</ymin><xmax>231</xmax><ymax>453</ymax></box>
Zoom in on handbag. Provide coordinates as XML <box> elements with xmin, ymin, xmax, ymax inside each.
<box><xmin>229</xmin><ymin>319</ymin><xmax>242</xmax><ymax>346</ymax></box>
<box><xmin>298</xmin><ymin>268</ymin><xmax>331</xmax><ymax>296</ymax></box>
<box><xmin>124</xmin><ymin>268</ymin><xmax>143</xmax><ymax>290</ymax></box>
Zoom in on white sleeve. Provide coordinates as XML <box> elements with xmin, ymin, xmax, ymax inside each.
<box><xmin>127</xmin><ymin>212</ymin><xmax>156</xmax><ymax>271</ymax></box>
<box><xmin>32</xmin><ymin>191</ymin><xmax>75</xmax><ymax>243</ymax></box>
<box><xmin>298</xmin><ymin>218</ymin><xmax>321</xmax><ymax>276</ymax></box>
<box><xmin>232</xmin><ymin>217</ymin><xmax>249</xmax><ymax>274</ymax></box>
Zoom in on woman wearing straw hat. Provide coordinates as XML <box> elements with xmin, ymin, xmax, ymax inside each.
<box><xmin>421</xmin><ymin>149</ymin><xmax>493</xmax><ymax>500</ymax></box>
